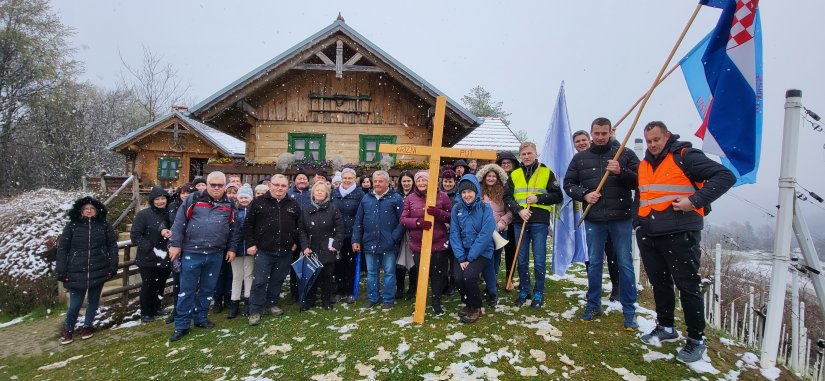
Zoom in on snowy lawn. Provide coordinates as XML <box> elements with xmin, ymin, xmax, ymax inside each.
<box><xmin>0</xmin><ymin>265</ymin><xmax>780</xmax><ymax>380</ymax></box>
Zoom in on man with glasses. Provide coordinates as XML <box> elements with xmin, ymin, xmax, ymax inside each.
<box><xmin>244</xmin><ymin>174</ymin><xmax>302</xmax><ymax>325</ymax></box>
<box><xmin>168</xmin><ymin>171</ymin><xmax>240</xmax><ymax>342</ymax></box>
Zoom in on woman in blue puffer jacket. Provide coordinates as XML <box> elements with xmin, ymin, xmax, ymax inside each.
<box><xmin>450</xmin><ymin>174</ymin><xmax>496</xmax><ymax>324</ymax></box>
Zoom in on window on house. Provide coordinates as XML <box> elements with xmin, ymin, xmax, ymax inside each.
<box><xmin>288</xmin><ymin>133</ymin><xmax>326</xmax><ymax>161</ymax></box>
<box><xmin>359</xmin><ymin>135</ymin><xmax>397</xmax><ymax>163</ymax></box>
<box><xmin>157</xmin><ymin>157</ymin><xmax>180</xmax><ymax>180</ymax></box>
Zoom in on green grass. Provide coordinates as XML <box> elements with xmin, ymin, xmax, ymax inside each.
<box><xmin>0</xmin><ymin>305</ymin><xmax>60</xmax><ymax>324</ymax></box>
<box><xmin>0</xmin><ymin>265</ymin><xmax>773</xmax><ymax>380</ymax></box>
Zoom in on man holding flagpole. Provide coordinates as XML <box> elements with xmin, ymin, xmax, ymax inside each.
<box><xmin>504</xmin><ymin>142</ymin><xmax>563</xmax><ymax>308</ymax></box>
<box><xmin>564</xmin><ymin>117</ymin><xmax>639</xmax><ymax>331</ymax></box>
<box><xmin>636</xmin><ymin>121</ymin><xmax>734</xmax><ymax>363</ymax></box>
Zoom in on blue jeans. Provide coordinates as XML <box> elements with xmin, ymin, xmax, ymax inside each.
<box><xmin>64</xmin><ymin>283</ymin><xmax>103</xmax><ymax>331</ymax></box>
<box><xmin>515</xmin><ymin>223</ymin><xmax>549</xmax><ymax>296</ymax></box>
<box><xmin>365</xmin><ymin>251</ymin><xmax>397</xmax><ymax>303</ymax></box>
<box><xmin>585</xmin><ymin>219</ymin><xmax>636</xmax><ymax>319</ymax></box>
<box><xmin>174</xmin><ymin>251</ymin><xmax>223</xmax><ymax>330</ymax></box>
<box><xmin>483</xmin><ymin>248</ymin><xmax>502</xmax><ymax>296</ymax></box>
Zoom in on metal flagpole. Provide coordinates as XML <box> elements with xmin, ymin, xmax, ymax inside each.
<box><xmin>760</xmin><ymin>89</ymin><xmax>803</xmax><ymax>368</ymax></box>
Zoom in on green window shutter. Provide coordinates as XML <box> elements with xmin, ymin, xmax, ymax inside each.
<box><xmin>359</xmin><ymin>135</ymin><xmax>397</xmax><ymax>163</ymax></box>
<box><xmin>288</xmin><ymin>133</ymin><xmax>326</xmax><ymax>161</ymax></box>
<box><xmin>157</xmin><ymin>157</ymin><xmax>180</xmax><ymax>180</ymax></box>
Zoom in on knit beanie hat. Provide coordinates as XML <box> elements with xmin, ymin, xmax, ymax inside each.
<box><xmin>458</xmin><ymin>180</ymin><xmax>475</xmax><ymax>194</ymax></box>
<box><xmin>192</xmin><ymin>177</ymin><xmax>207</xmax><ymax>187</ymax></box>
<box><xmin>441</xmin><ymin>169</ymin><xmax>456</xmax><ymax>179</ymax></box>
<box><xmin>238</xmin><ymin>183</ymin><xmax>254</xmax><ymax>199</ymax></box>
<box><xmin>414</xmin><ymin>170</ymin><xmax>429</xmax><ymax>183</ymax></box>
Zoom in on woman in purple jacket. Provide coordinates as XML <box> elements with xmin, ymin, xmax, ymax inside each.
<box><xmin>399</xmin><ymin>171</ymin><xmax>452</xmax><ymax>315</ymax></box>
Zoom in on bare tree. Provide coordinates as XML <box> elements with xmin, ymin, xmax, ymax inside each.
<box><xmin>120</xmin><ymin>46</ymin><xmax>190</xmax><ymax>120</ymax></box>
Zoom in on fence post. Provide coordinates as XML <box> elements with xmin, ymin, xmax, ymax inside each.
<box><xmin>714</xmin><ymin>243</ymin><xmax>722</xmax><ymax>329</ymax></box>
<box><xmin>121</xmin><ymin>245</ymin><xmax>131</xmax><ymax>306</ymax></box>
<box><xmin>99</xmin><ymin>171</ymin><xmax>107</xmax><ymax>193</ymax></box>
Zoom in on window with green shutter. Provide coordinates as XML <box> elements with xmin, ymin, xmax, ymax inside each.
<box><xmin>359</xmin><ymin>135</ymin><xmax>396</xmax><ymax>163</ymax></box>
<box><xmin>288</xmin><ymin>133</ymin><xmax>326</xmax><ymax>161</ymax></box>
<box><xmin>157</xmin><ymin>157</ymin><xmax>180</xmax><ymax>180</ymax></box>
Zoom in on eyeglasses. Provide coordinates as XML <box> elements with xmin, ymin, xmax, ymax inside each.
<box><xmin>208</xmin><ymin>183</ymin><xmax>225</xmax><ymax>188</ymax></box>
<box><xmin>271</xmin><ymin>183</ymin><xmax>288</xmax><ymax>188</ymax></box>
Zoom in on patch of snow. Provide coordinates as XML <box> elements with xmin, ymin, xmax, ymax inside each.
<box><xmin>529</xmin><ymin>349</ymin><xmax>546</xmax><ymax>362</ymax></box>
<box><xmin>391</xmin><ymin>317</ymin><xmax>413</xmax><ymax>327</ymax></box>
<box><xmin>513</xmin><ymin>366</ymin><xmax>538</xmax><ymax>376</ymax></box>
<box><xmin>326</xmin><ymin>323</ymin><xmax>357</xmax><ymax>333</ymax></box>
<box><xmin>719</xmin><ymin>337</ymin><xmax>737</xmax><ymax>347</ymax></box>
<box><xmin>642</xmin><ymin>349</ymin><xmax>673</xmax><ymax>362</ymax></box>
<box><xmin>741</xmin><ymin>352</ymin><xmax>759</xmax><ymax>366</ymax></box>
<box><xmin>422</xmin><ymin>361</ymin><xmax>502</xmax><ymax>381</ymax></box>
<box><xmin>458</xmin><ymin>341</ymin><xmax>481</xmax><ymax>356</ymax></box>
<box><xmin>310</xmin><ymin>372</ymin><xmax>343</xmax><ymax>381</ymax></box>
<box><xmin>354</xmin><ymin>362</ymin><xmax>377</xmax><ymax>379</ymax></box>
<box><xmin>397</xmin><ymin>341</ymin><xmax>410</xmax><ymax>357</ymax></box>
<box><xmin>262</xmin><ymin>343</ymin><xmax>292</xmax><ymax>355</ymax></box>
<box><xmin>111</xmin><ymin>320</ymin><xmax>142</xmax><ymax>330</ymax></box>
<box><xmin>521</xmin><ymin>316</ymin><xmax>562</xmax><ymax>341</ymax></box>
<box><xmin>446</xmin><ymin>332</ymin><xmax>467</xmax><ymax>341</ymax></box>
<box><xmin>370</xmin><ymin>347</ymin><xmax>392</xmax><ymax>362</ymax></box>
<box><xmin>760</xmin><ymin>367</ymin><xmax>781</xmax><ymax>380</ymax></box>
<box><xmin>0</xmin><ymin>314</ymin><xmax>29</xmax><ymax>328</ymax></box>
<box><xmin>602</xmin><ymin>362</ymin><xmax>647</xmax><ymax>381</ymax></box>
<box><xmin>435</xmin><ymin>341</ymin><xmax>454</xmax><ymax>351</ymax></box>
<box><xmin>679</xmin><ymin>346</ymin><xmax>718</xmax><ymax>375</ymax></box>
<box><xmin>38</xmin><ymin>355</ymin><xmax>86</xmax><ymax>370</ymax></box>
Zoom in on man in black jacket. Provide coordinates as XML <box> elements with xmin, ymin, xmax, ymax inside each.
<box><xmin>564</xmin><ymin>117</ymin><xmax>639</xmax><ymax>330</ymax></box>
<box><xmin>636</xmin><ymin>121</ymin><xmax>734</xmax><ymax>363</ymax></box>
<box><xmin>503</xmin><ymin>142</ymin><xmax>564</xmax><ymax>308</ymax></box>
<box><xmin>244</xmin><ymin>174</ymin><xmax>302</xmax><ymax>325</ymax></box>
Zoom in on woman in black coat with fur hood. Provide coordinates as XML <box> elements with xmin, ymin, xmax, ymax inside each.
<box><xmin>56</xmin><ymin>196</ymin><xmax>119</xmax><ymax>345</ymax></box>
<box><xmin>131</xmin><ymin>187</ymin><xmax>173</xmax><ymax>323</ymax></box>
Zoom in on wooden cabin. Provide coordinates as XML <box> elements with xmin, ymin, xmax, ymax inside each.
<box><xmin>188</xmin><ymin>15</ymin><xmax>480</xmax><ymax>166</ymax></box>
<box><xmin>106</xmin><ymin>112</ymin><xmax>245</xmax><ymax>188</ymax></box>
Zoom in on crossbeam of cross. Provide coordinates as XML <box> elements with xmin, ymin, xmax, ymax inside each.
<box><xmin>379</xmin><ymin>96</ymin><xmax>496</xmax><ymax>324</ymax></box>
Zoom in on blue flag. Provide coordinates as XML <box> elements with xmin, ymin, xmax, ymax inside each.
<box><xmin>542</xmin><ymin>82</ymin><xmax>588</xmax><ymax>276</ymax></box>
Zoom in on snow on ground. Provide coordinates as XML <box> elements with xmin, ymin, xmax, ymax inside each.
<box><xmin>422</xmin><ymin>361</ymin><xmax>503</xmax><ymax>381</ymax></box>
<box><xmin>262</xmin><ymin>343</ymin><xmax>292</xmax><ymax>355</ymax></box>
<box><xmin>642</xmin><ymin>349</ymin><xmax>673</xmax><ymax>362</ymax></box>
<box><xmin>520</xmin><ymin>316</ymin><xmax>562</xmax><ymax>341</ymax></box>
<box><xmin>0</xmin><ymin>314</ymin><xmax>29</xmax><ymax>328</ymax></box>
<box><xmin>719</xmin><ymin>337</ymin><xmax>737</xmax><ymax>347</ymax></box>
<box><xmin>37</xmin><ymin>355</ymin><xmax>86</xmax><ymax>370</ymax></box>
<box><xmin>602</xmin><ymin>362</ymin><xmax>648</xmax><ymax>381</ymax></box>
<box><xmin>679</xmin><ymin>345</ymin><xmax>719</xmax><ymax>375</ymax></box>
<box><xmin>760</xmin><ymin>367</ymin><xmax>781</xmax><ymax>380</ymax></box>
<box><xmin>0</xmin><ymin>188</ymin><xmax>92</xmax><ymax>280</ymax></box>
<box><xmin>391</xmin><ymin>317</ymin><xmax>413</xmax><ymax>327</ymax></box>
<box><xmin>326</xmin><ymin>323</ymin><xmax>357</xmax><ymax>333</ymax></box>
<box><xmin>111</xmin><ymin>320</ymin><xmax>142</xmax><ymax>330</ymax></box>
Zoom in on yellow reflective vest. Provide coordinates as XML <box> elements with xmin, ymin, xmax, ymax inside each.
<box><xmin>511</xmin><ymin>166</ymin><xmax>554</xmax><ymax>212</ymax></box>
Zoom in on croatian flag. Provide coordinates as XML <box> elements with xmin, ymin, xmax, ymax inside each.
<box><xmin>680</xmin><ymin>0</ymin><xmax>763</xmax><ymax>185</ymax></box>
<box><xmin>542</xmin><ymin>82</ymin><xmax>588</xmax><ymax>276</ymax></box>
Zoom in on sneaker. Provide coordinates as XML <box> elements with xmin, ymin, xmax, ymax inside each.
<box><xmin>677</xmin><ymin>338</ymin><xmax>707</xmax><ymax>363</ymax></box>
<box><xmin>580</xmin><ymin>307</ymin><xmax>603</xmax><ymax>321</ymax></box>
<box><xmin>640</xmin><ymin>325</ymin><xmax>680</xmax><ymax>345</ymax></box>
<box><xmin>141</xmin><ymin>315</ymin><xmax>154</xmax><ymax>323</ymax></box>
<box><xmin>458</xmin><ymin>305</ymin><xmax>471</xmax><ymax>318</ymax></box>
<box><xmin>78</xmin><ymin>326</ymin><xmax>94</xmax><ymax>340</ymax></box>
<box><xmin>530</xmin><ymin>293</ymin><xmax>544</xmax><ymax>309</ymax></box>
<box><xmin>346</xmin><ymin>296</ymin><xmax>356</xmax><ymax>304</ymax></box>
<box><xmin>165</xmin><ymin>313</ymin><xmax>175</xmax><ymax>324</ymax></box>
<box><xmin>381</xmin><ymin>302</ymin><xmax>394</xmax><ymax>310</ymax></box>
<box><xmin>432</xmin><ymin>304</ymin><xmax>445</xmax><ymax>316</ymax></box>
<box><xmin>194</xmin><ymin>320</ymin><xmax>215</xmax><ymax>329</ymax></box>
<box><xmin>364</xmin><ymin>301</ymin><xmax>380</xmax><ymax>309</ymax></box>
<box><xmin>514</xmin><ymin>291</ymin><xmax>530</xmax><ymax>307</ymax></box>
<box><xmin>248</xmin><ymin>314</ymin><xmax>261</xmax><ymax>326</ymax></box>
<box><xmin>169</xmin><ymin>328</ymin><xmax>190</xmax><ymax>342</ymax></box>
<box><xmin>624</xmin><ymin>320</ymin><xmax>639</xmax><ymax>332</ymax></box>
<box><xmin>486</xmin><ymin>294</ymin><xmax>499</xmax><ymax>308</ymax></box>
<box><xmin>266</xmin><ymin>306</ymin><xmax>284</xmax><ymax>316</ymax></box>
<box><xmin>59</xmin><ymin>330</ymin><xmax>74</xmax><ymax>345</ymax></box>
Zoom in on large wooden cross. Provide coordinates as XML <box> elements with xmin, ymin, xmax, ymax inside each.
<box><xmin>379</xmin><ymin>96</ymin><xmax>497</xmax><ymax>324</ymax></box>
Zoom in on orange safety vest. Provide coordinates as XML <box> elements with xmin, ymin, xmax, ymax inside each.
<box><xmin>637</xmin><ymin>150</ymin><xmax>705</xmax><ymax>218</ymax></box>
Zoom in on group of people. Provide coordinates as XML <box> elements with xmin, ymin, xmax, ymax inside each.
<box><xmin>55</xmin><ymin>118</ymin><xmax>734</xmax><ymax>363</ymax></box>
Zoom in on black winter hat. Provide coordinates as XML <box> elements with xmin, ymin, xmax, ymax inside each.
<box><xmin>192</xmin><ymin>177</ymin><xmax>207</xmax><ymax>187</ymax></box>
<box><xmin>453</xmin><ymin>159</ymin><xmax>470</xmax><ymax>172</ymax></box>
<box><xmin>458</xmin><ymin>180</ymin><xmax>476</xmax><ymax>194</ymax></box>
<box><xmin>496</xmin><ymin>151</ymin><xmax>519</xmax><ymax>166</ymax></box>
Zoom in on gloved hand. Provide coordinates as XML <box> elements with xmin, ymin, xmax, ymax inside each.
<box><xmin>426</xmin><ymin>206</ymin><xmax>450</xmax><ymax>221</ymax></box>
<box><xmin>417</xmin><ymin>219</ymin><xmax>433</xmax><ymax>230</ymax></box>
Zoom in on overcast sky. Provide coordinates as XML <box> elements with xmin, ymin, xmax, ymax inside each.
<box><xmin>52</xmin><ymin>0</ymin><xmax>825</xmax><ymax>229</ymax></box>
